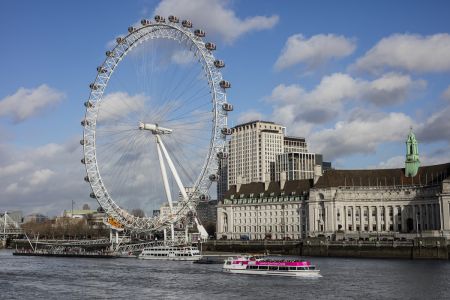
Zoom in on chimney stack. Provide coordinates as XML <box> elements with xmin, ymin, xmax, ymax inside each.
<box><xmin>264</xmin><ymin>172</ymin><xmax>271</xmax><ymax>191</ymax></box>
<box><xmin>236</xmin><ymin>175</ymin><xmax>242</xmax><ymax>193</ymax></box>
<box><xmin>314</xmin><ymin>164</ymin><xmax>323</xmax><ymax>184</ymax></box>
<box><xmin>280</xmin><ymin>171</ymin><xmax>287</xmax><ymax>190</ymax></box>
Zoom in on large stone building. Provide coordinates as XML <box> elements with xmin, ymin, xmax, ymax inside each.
<box><xmin>309</xmin><ymin>163</ymin><xmax>450</xmax><ymax>238</ymax></box>
<box><xmin>217</xmin><ymin>177</ymin><xmax>311</xmax><ymax>240</ymax></box>
<box><xmin>217</xmin><ymin>130</ymin><xmax>450</xmax><ymax>240</ymax></box>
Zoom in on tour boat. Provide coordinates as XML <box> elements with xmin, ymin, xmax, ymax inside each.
<box><xmin>223</xmin><ymin>256</ymin><xmax>321</xmax><ymax>277</ymax></box>
<box><xmin>138</xmin><ymin>245</ymin><xmax>202</xmax><ymax>261</ymax></box>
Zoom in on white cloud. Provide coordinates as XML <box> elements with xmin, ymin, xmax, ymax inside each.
<box><xmin>154</xmin><ymin>0</ymin><xmax>279</xmax><ymax>43</ymax></box>
<box><xmin>275</xmin><ymin>34</ymin><xmax>356</xmax><ymax>71</ymax></box>
<box><xmin>0</xmin><ymin>161</ymin><xmax>31</xmax><ymax>178</ymax></box>
<box><xmin>363</xmin><ymin>72</ymin><xmax>426</xmax><ymax>106</ymax></box>
<box><xmin>0</xmin><ymin>138</ymin><xmax>90</xmax><ymax>215</ymax></box>
<box><xmin>171</xmin><ymin>50</ymin><xmax>195</xmax><ymax>65</ymax></box>
<box><xmin>370</xmin><ymin>156</ymin><xmax>404</xmax><ymax>169</ymax></box>
<box><xmin>416</xmin><ymin>105</ymin><xmax>450</xmax><ymax>142</ymax></box>
<box><xmin>237</xmin><ymin>110</ymin><xmax>265</xmax><ymax>124</ymax></box>
<box><xmin>30</xmin><ymin>169</ymin><xmax>55</xmax><ymax>186</ymax></box>
<box><xmin>269</xmin><ymin>73</ymin><xmax>423</xmax><ymax>130</ymax></box>
<box><xmin>0</xmin><ymin>84</ymin><xmax>65</xmax><ymax>123</ymax></box>
<box><xmin>6</xmin><ymin>183</ymin><xmax>19</xmax><ymax>194</ymax></box>
<box><xmin>309</xmin><ymin>112</ymin><xmax>414</xmax><ymax>160</ymax></box>
<box><xmin>442</xmin><ymin>85</ymin><xmax>450</xmax><ymax>101</ymax></box>
<box><xmin>353</xmin><ymin>33</ymin><xmax>450</xmax><ymax>73</ymax></box>
<box><xmin>375</xmin><ymin>150</ymin><xmax>450</xmax><ymax>170</ymax></box>
<box><xmin>97</xmin><ymin>92</ymin><xmax>147</xmax><ymax>122</ymax></box>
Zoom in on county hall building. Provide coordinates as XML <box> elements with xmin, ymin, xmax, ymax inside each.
<box><xmin>217</xmin><ymin>128</ymin><xmax>450</xmax><ymax>240</ymax></box>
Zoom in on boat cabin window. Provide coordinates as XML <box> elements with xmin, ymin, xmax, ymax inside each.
<box><xmin>258</xmin><ymin>266</ymin><xmax>268</xmax><ymax>270</ymax></box>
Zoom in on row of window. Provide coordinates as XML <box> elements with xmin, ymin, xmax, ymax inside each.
<box><xmin>246</xmin><ymin>265</ymin><xmax>316</xmax><ymax>271</ymax></box>
<box><xmin>233</xmin><ymin>225</ymin><xmax>301</xmax><ymax>232</ymax></box>
<box><xmin>234</xmin><ymin>210</ymin><xmax>299</xmax><ymax>217</ymax></box>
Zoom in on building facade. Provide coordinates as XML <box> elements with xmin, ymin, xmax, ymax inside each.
<box><xmin>308</xmin><ymin>165</ymin><xmax>450</xmax><ymax>239</ymax></box>
<box><xmin>228</xmin><ymin>121</ymin><xmax>285</xmax><ymax>186</ymax></box>
<box><xmin>196</xmin><ymin>200</ymin><xmax>218</xmax><ymax>225</ymax></box>
<box><xmin>217</xmin><ymin>150</ymin><xmax>228</xmax><ymax>202</ymax></box>
<box><xmin>275</xmin><ymin>152</ymin><xmax>322</xmax><ymax>181</ymax></box>
<box><xmin>226</xmin><ymin>120</ymin><xmax>321</xmax><ymax>187</ymax></box>
<box><xmin>283</xmin><ymin>136</ymin><xmax>307</xmax><ymax>153</ymax></box>
<box><xmin>217</xmin><ymin>178</ymin><xmax>311</xmax><ymax>240</ymax></box>
<box><xmin>217</xmin><ymin>131</ymin><xmax>450</xmax><ymax>240</ymax></box>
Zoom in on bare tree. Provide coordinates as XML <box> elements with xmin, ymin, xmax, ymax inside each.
<box><xmin>82</xmin><ymin>203</ymin><xmax>91</xmax><ymax>210</ymax></box>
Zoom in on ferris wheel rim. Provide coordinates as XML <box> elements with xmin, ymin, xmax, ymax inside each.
<box><xmin>81</xmin><ymin>17</ymin><xmax>230</xmax><ymax>232</ymax></box>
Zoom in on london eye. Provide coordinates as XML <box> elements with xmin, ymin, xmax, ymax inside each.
<box><xmin>80</xmin><ymin>15</ymin><xmax>233</xmax><ymax>233</ymax></box>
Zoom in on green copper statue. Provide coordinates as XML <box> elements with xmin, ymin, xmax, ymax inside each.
<box><xmin>405</xmin><ymin>127</ymin><xmax>420</xmax><ymax>177</ymax></box>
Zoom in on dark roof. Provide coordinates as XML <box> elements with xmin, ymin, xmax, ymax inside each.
<box><xmin>224</xmin><ymin>179</ymin><xmax>313</xmax><ymax>199</ymax></box>
<box><xmin>315</xmin><ymin>163</ymin><xmax>450</xmax><ymax>188</ymax></box>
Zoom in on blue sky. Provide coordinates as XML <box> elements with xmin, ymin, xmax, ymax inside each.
<box><xmin>1</xmin><ymin>0</ymin><xmax>450</xmax><ymax>215</ymax></box>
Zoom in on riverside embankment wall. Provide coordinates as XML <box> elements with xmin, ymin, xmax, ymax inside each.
<box><xmin>203</xmin><ymin>237</ymin><xmax>450</xmax><ymax>260</ymax></box>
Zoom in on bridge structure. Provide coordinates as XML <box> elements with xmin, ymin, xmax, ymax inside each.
<box><xmin>1</xmin><ymin>211</ymin><xmax>24</xmax><ymax>240</ymax></box>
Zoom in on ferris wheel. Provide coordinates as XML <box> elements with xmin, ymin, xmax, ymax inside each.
<box><xmin>80</xmin><ymin>15</ymin><xmax>233</xmax><ymax>233</ymax></box>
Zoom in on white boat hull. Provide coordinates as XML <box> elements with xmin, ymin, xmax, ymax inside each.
<box><xmin>138</xmin><ymin>245</ymin><xmax>202</xmax><ymax>261</ymax></box>
<box><xmin>223</xmin><ymin>268</ymin><xmax>321</xmax><ymax>277</ymax></box>
<box><xmin>138</xmin><ymin>256</ymin><xmax>202</xmax><ymax>261</ymax></box>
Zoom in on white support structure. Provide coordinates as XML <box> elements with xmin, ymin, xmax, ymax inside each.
<box><xmin>158</xmin><ymin>134</ymin><xmax>209</xmax><ymax>239</ymax></box>
<box><xmin>1</xmin><ymin>212</ymin><xmax>23</xmax><ymax>240</ymax></box>
<box><xmin>157</xmin><ymin>134</ymin><xmax>189</xmax><ymax>200</ymax></box>
<box><xmin>156</xmin><ymin>136</ymin><xmax>174</xmax><ymax>212</ymax></box>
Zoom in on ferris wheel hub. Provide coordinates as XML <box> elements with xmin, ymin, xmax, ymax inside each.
<box><xmin>138</xmin><ymin>122</ymin><xmax>173</xmax><ymax>135</ymax></box>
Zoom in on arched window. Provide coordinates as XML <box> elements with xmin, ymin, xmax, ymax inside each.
<box><xmin>319</xmin><ymin>193</ymin><xmax>325</xmax><ymax>200</ymax></box>
<box><xmin>223</xmin><ymin>213</ymin><xmax>228</xmax><ymax>232</ymax></box>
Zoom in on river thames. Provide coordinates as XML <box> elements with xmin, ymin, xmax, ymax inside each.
<box><xmin>0</xmin><ymin>250</ymin><xmax>449</xmax><ymax>299</ymax></box>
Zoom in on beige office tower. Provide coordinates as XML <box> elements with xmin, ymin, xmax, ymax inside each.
<box><xmin>228</xmin><ymin>121</ymin><xmax>286</xmax><ymax>186</ymax></box>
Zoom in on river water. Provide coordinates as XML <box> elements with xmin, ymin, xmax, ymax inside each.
<box><xmin>0</xmin><ymin>249</ymin><xmax>449</xmax><ymax>299</ymax></box>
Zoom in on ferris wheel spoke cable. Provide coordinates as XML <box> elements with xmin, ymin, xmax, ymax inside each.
<box><xmin>161</xmin><ymin>136</ymin><xmax>196</xmax><ymax>187</ymax></box>
<box><xmin>96</xmin><ymin>130</ymin><xmax>141</xmax><ymax>150</ymax></box>
<box><xmin>99</xmin><ymin>133</ymin><xmax>142</xmax><ymax>178</ymax></box>
<box><xmin>105</xmin><ymin>133</ymin><xmax>148</xmax><ymax>198</ymax></box>
<box><xmin>162</xmin><ymin>88</ymin><xmax>211</xmax><ymax>122</ymax></box>
<box><xmin>159</xmin><ymin>58</ymin><xmax>203</xmax><ymax>109</ymax></box>
<box><xmin>155</xmin><ymin>94</ymin><xmax>209</xmax><ymax>128</ymax></box>
<box><xmin>171</xmin><ymin>83</ymin><xmax>211</xmax><ymax>111</ymax></box>
<box><xmin>168</xmin><ymin>136</ymin><xmax>200</xmax><ymax>179</ymax></box>
<box><xmin>163</xmin><ymin>103</ymin><xmax>211</xmax><ymax>123</ymax></box>
<box><xmin>163</xmin><ymin>67</ymin><xmax>206</xmax><ymax>111</ymax></box>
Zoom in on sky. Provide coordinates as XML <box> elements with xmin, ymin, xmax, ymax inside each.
<box><xmin>1</xmin><ymin>0</ymin><xmax>450</xmax><ymax>216</ymax></box>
